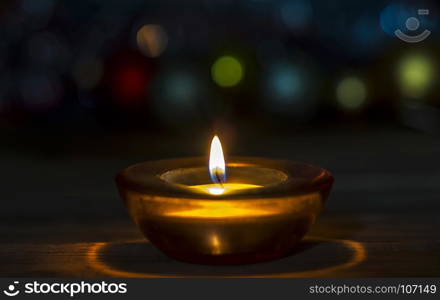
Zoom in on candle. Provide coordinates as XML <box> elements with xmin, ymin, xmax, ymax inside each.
<box><xmin>116</xmin><ymin>135</ymin><xmax>333</xmax><ymax>264</ymax></box>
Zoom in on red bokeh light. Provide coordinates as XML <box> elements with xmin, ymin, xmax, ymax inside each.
<box><xmin>113</xmin><ymin>65</ymin><xmax>149</xmax><ymax>102</ymax></box>
<box><xmin>106</xmin><ymin>50</ymin><xmax>155</xmax><ymax>108</ymax></box>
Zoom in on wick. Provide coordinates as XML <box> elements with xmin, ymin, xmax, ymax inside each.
<box><xmin>214</xmin><ymin>170</ymin><xmax>224</xmax><ymax>188</ymax></box>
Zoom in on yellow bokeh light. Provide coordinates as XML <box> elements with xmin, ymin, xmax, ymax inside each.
<box><xmin>336</xmin><ymin>77</ymin><xmax>367</xmax><ymax>111</ymax></box>
<box><xmin>398</xmin><ymin>54</ymin><xmax>435</xmax><ymax>99</ymax></box>
<box><xmin>211</xmin><ymin>56</ymin><xmax>243</xmax><ymax>87</ymax></box>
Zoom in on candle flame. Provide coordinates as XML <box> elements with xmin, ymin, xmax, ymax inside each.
<box><xmin>209</xmin><ymin>135</ymin><xmax>226</xmax><ymax>185</ymax></box>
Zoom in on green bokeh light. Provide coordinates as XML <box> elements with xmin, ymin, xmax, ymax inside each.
<box><xmin>336</xmin><ymin>77</ymin><xmax>367</xmax><ymax>111</ymax></box>
<box><xmin>398</xmin><ymin>54</ymin><xmax>434</xmax><ymax>99</ymax></box>
<box><xmin>211</xmin><ymin>56</ymin><xmax>243</xmax><ymax>87</ymax></box>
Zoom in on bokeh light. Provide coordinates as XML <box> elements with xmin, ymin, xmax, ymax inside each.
<box><xmin>113</xmin><ymin>65</ymin><xmax>149</xmax><ymax>104</ymax></box>
<box><xmin>136</xmin><ymin>24</ymin><xmax>168</xmax><ymax>58</ymax></box>
<box><xmin>211</xmin><ymin>56</ymin><xmax>243</xmax><ymax>87</ymax></box>
<box><xmin>107</xmin><ymin>50</ymin><xmax>155</xmax><ymax>108</ymax></box>
<box><xmin>265</xmin><ymin>62</ymin><xmax>302</xmax><ymax>104</ymax></box>
<box><xmin>279</xmin><ymin>0</ymin><xmax>313</xmax><ymax>31</ymax></box>
<box><xmin>351</xmin><ymin>15</ymin><xmax>384</xmax><ymax>54</ymax></box>
<box><xmin>152</xmin><ymin>67</ymin><xmax>206</xmax><ymax>125</ymax></box>
<box><xmin>398</xmin><ymin>54</ymin><xmax>435</xmax><ymax>99</ymax></box>
<box><xmin>262</xmin><ymin>59</ymin><xmax>318</xmax><ymax>120</ymax></box>
<box><xmin>380</xmin><ymin>3</ymin><xmax>435</xmax><ymax>37</ymax></box>
<box><xmin>336</xmin><ymin>77</ymin><xmax>367</xmax><ymax>111</ymax></box>
<box><xmin>2</xmin><ymin>0</ymin><xmax>439</xmax><ymax>130</ymax></box>
<box><xmin>168</xmin><ymin>75</ymin><xmax>197</xmax><ymax>101</ymax></box>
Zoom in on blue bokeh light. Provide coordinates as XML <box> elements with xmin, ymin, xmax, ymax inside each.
<box><xmin>153</xmin><ymin>68</ymin><xmax>205</xmax><ymax>124</ymax></box>
<box><xmin>262</xmin><ymin>61</ymin><xmax>317</xmax><ymax>120</ymax></box>
<box><xmin>380</xmin><ymin>2</ymin><xmax>435</xmax><ymax>37</ymax></box>
<box><xmin>163</xmin><ymin>72</ymin><xmax>198</xmax><ymax>106</ymax></box>
<box><xmin>279</xmin><ymin>0</ymin><xmax>313</xmax><ymax>31</ymax></box>
<box><xmin>267</xmin><ymin>63</ymin><xmax>302</xmax><ymax>103</ymax></box>
<box><xmin>351</xmin><ymin>15</ymin><xmax>384</xmax><ymax>52</ymax></box>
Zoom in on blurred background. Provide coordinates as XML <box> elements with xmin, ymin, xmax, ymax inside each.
<box><xmin>1</xmin><ymin>0</ymin><xmax>440</xmax><ymax>221</ymax></box>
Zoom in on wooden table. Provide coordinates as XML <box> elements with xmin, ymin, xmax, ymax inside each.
<box><xmin>1</xmin><ymin>213</ymin><xmax>439</xmax><ymax>277</ymax></box>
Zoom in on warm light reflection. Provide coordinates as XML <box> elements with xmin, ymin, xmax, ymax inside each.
<box><xmin>164</xmin><ymin>192</ymin><xmax>321</xmax><ymax>218</ymax></box>
<box><xmin>210</xmin><ymin>234</ymin><xmax>222</xmax><ymax>255</ymax></box>
<box><xmin>86</xmin><ymin>237</ymin><xmax>366</xmax><ymax>278</ymax></box>
<box><xmin>166</xmin><ymin>206</ymin><xmax>274</xmax><ymax>218</ymax></box>
<box><xmin>209</xmin><ymin>135</ymin><xmax>226</xmax><ymax>185</ymax></box>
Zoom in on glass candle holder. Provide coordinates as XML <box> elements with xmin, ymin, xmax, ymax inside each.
<box><xmin>115</xmin><ymin>157</ymin><xmax>333</xmax><ymax>265</ymax></box>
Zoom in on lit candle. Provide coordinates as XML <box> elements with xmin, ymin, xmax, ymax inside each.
<box><xmin>189</xmin><ymin>135</ymin><xmax>262</xmax><ymax>195</ymax></box>
<box><xmin>115</xmin><ymin>135</ymin><xmax>334</xmax><ymax>264</ymax></box>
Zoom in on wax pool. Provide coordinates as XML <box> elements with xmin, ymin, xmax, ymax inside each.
<box><xmin>189</xmin><ymin>183</ymin><xmax>262</xmax><ymax>195</ymax></box>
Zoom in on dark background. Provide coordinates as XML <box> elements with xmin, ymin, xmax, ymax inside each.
<box><xmin>0</xmin><ymin>0</ymin><xmax>439</xmax><ymax>277</ymax></box>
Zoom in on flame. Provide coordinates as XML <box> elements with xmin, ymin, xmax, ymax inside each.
<box><xmin>209</xmin><ymin>135</ymin><xmax>226</xmax><ymax>184</ymax></box>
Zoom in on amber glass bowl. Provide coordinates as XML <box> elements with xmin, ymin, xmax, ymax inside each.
<box><xmin>115</xmin><ymin>157</ymin><xmax>333</xmax><ymax>265</ymax></box>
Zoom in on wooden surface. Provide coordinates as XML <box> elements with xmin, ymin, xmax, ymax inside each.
<box><xmin>1</xmin><ymin>214</ymin><xmax>439</xmax><ymax>277</ymax></box>
<box><xmin>1</xmin><ymin>127</ymin><xmax>439</xmax><ymax>277</ymax></box>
